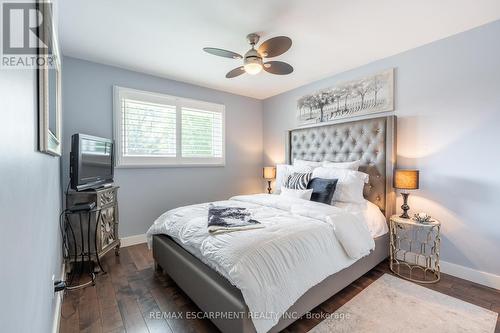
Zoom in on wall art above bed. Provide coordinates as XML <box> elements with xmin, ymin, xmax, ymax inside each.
<box><xmin>297</xmin><ymin>68</ymin><xmax>394</xmax><ymax>126</ymax></box>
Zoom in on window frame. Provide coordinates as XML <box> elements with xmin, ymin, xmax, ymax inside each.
<box><xmin>113</xmin><ymin>86</ymin><xmax>226</xmax><ymax>168</ymax></box>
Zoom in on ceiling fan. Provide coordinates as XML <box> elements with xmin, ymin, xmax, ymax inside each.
<box><xmin>203</xmin><ymin>33</ymin><xmax>293</xmax><ymax>78</ymax></box>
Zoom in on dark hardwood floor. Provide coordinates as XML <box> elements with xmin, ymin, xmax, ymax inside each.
<box><xmin>60</xmin><ymin>244</ymin><xmax>500</xmax><ymax>333</ymax></box>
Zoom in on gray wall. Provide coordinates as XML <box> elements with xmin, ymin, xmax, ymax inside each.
<box><xmin>0</xmin><ymin>71</ymin><xmax>62</xmax><ymax>331</ymax></box>
<box><xmin>263</xmin><ymin>20</ymin><xmax>500</xmax><ymax>276</ymax></box>
<box><xmin>62</xmin><ymin>57</ymin><xmax>263</xmax><ymax>237</ymax></box>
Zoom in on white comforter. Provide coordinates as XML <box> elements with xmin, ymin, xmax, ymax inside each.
<box><xmin>146</xmin><ymin>194</ymin><xmax>375</xmax><ymax>333</ymax></box>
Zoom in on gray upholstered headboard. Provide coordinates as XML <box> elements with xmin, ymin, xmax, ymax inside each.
<box><xmin>286</xmin><ymin>116</ymin><xmax>396</xmax><ymax>219</ymax></box>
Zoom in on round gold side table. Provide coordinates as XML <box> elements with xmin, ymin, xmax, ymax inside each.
<box><xmin>389</xmin><ymin>215</ymin><xmax>441</xmax><ymax>283</ymax></box>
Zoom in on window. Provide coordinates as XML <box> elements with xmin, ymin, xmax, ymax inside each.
<box><xmin>113</xmin><ymin>86</ymin><xmax>225</xmax><ymax>167</ymax></box>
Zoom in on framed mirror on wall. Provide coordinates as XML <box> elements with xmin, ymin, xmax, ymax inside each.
<box><xmin>37</xmin><ymin>1</ymin><xmax>62</xmax><ymax>156</ymax></box>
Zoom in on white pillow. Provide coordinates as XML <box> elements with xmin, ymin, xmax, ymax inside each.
<box><xmin>312</xmin><ymin>167</ymin><xmax>369</xmax><ymax>204</ymax></box>
<box><xmin>322</xmin><ymin>159</ymin><xmax>361</xmax><ymax>171</ymax></box>
<box><xmin>280</xmin><ymin>187</ymin><xmax>313</xmax><ymax>200</ymax></box>
<box><xmin>275</xmin><ymin>164</ymin><xmax>313</xmax><ymax>194</ymax></box>
<box><xmin>293</xmin><ymin>159</ymin><xmax>322</xmax><ymax>168</ymax></box>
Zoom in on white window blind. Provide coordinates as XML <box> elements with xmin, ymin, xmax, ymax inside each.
<box><xmin>113</xmin><ymin>86</ymin><xmax>225</xmax><ymax>167</ymax></box>
<box><xmin>181</xmin><ymin>107</ymin><xmax>223</xmax><ymax>158</ymax></box>
<box><xmin>122</xmin><ymin>99</ymin><xmax>176</xmax><ymax>157</ymax></box>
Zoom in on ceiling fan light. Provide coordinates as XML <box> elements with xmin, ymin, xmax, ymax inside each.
<box><xmin>244</xmin><ymin>62</ymin><xmax>262</xmax><ymax>75</ymax></box>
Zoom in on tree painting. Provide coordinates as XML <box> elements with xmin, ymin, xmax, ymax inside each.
<box><xmin>296</xmin><ymin>69</ymin><xmax>394</xmax><ymax>125</ymax></box>
<box><xmin>297</xmin><ymin>95</ymin><xmax>315</xmax><ymax>120</ymax></box>
<box><xmin>315</xmin><ymin>90</ymin><xmax>334</xmax><ymax>122</ymax></box>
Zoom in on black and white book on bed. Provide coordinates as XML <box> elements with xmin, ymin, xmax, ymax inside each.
<box><xmin>207</xmin><ymin>204</ymin><xmax>264</xmax><ymax>234</ymax></box>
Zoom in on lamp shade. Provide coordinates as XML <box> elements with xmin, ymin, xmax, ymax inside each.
<box><xmin>263</xmin><ymin>166</ymin><xmax>276</xmax><ymax>180</ymax></box>
<box><xmin>393</xmin><ymin>169</ymin><xmax>419</xmax><ymax>190</ymax></box>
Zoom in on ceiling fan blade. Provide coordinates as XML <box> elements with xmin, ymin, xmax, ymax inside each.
<box><xmin>226</xmin><ymin>66</ymin><xmax>245</xmax><ymax>78</ymax></box>
<box><xmin>258</xmin><ymin>36</ymin><xmax>292</xmax><ymax>58</ymax></box>
<box><xmin>203</xmin><ymin>47</ymin><xmax>242</xmax><ymax>59</ymax></box>
<box><xmin>263</xmin><ymin>61</ymin><xmax>293</xmax><ymax>75</ymax></box>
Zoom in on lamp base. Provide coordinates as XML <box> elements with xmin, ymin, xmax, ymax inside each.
<box><xmin>267</xmin><ymin>180</ymin><xmax>272</xmax><ymax>194</ymax></box>
<box><xmin>400</xmin><ymin>192</ymin><xmax>410</xmax><ymax>219</ymax></box>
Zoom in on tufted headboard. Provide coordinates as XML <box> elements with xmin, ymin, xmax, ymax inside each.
<box><xmin>286</xmin><ymin>116</ymin><xmax>396</xmax><ymax>219</ymax></box>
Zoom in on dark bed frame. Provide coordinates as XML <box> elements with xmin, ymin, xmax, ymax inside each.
<box><xmin>153</xmin><ymin>115</ymin><xmax>397</xmax><ymax>333</ymax></box>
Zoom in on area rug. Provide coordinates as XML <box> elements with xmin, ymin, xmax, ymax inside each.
<box><xmin>309</xmin><ymin>274</ymin><xmax>498</xmax><ymax>333</ymax></box>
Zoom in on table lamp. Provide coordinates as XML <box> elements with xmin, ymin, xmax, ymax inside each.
<box><xmin>393</xmin><ymin>169</ymin><xmax>419</xmax><ymax>218</ymax></box>
<box><xmin>263</xmin><ymin>167</ymin><xmax>276</xmax><ymax>194</ymax></box>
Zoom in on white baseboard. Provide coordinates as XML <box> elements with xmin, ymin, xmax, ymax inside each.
<box><xmin>121</xmin><ymin>233</ymin><xmax>147</xmax><ymax>247</ymax></box>
<box><xmin>441</xmin><ymin>260</ymin><xmax>500</xmax><ymax>290</ymax></box>
<box><xmin>52</xmin><ymin>263</ymin><xmax>66</xmax><ymax>333</ymax></box>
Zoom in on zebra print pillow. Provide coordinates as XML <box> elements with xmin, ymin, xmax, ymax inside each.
<box><xmin>285</xmin><ymin>172</ymin><xmax>312</xmax><ymax>190</ymax></box>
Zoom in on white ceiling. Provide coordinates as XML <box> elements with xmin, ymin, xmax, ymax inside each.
<box><xmin>59</xmin><ymin>0</ymin><xmax>500</xmax><ymax>99</ymax></box>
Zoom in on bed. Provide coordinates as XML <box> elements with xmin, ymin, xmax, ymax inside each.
<box><xmin>149</xmin><ymin>115</ymin><xmax>396</xmax><ymax>333</ymax></box>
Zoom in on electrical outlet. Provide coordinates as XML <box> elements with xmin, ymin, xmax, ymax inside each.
<box><xmin>52</xmin><ymin>274</ymin><xmax>56</xmax><ymax>299</ymax></box>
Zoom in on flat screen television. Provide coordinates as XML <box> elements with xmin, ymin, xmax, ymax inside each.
<box><xmin>70</xmin><ymin>133</ymin><xmax>114</xmax><ymax>191</ymax></box>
